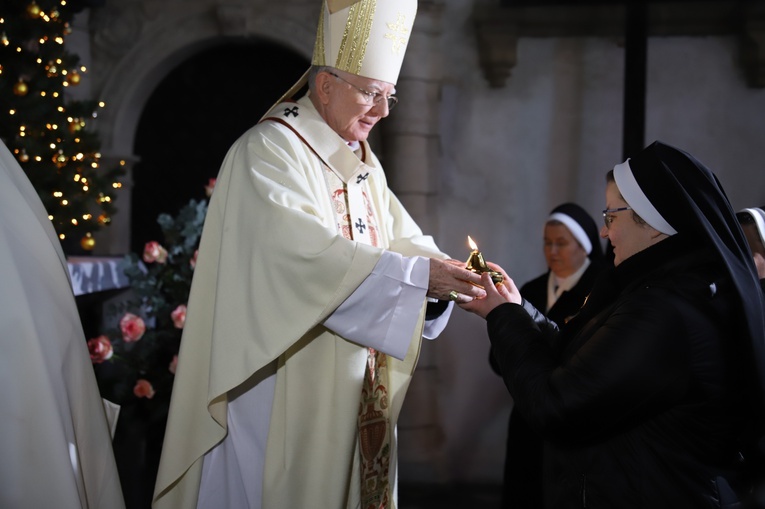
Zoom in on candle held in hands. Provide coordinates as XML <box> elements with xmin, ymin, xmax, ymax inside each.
<box><xmin>465</xmin><ymin>236</ymin><xmax>504</xmax><ymax>284</ymax></box>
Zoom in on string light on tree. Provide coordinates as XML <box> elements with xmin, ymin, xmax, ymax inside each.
<box><xmin>0</xmin><ymin>0</ymin><xmax>124</xmax><ymax>252</ymax></box>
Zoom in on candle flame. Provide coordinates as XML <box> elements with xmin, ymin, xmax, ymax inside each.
<box><xmin>467</xmin><ymin>235</ymin><xmax>478</xmax><ymax>251</ymax></box>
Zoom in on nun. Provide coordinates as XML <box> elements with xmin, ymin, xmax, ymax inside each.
<box><xmin>466</xmin><ymin>141</ymin><xmax>765</xmax><ymax>508</ymax></box>
<box><xmin>523</xmin><ymin>202</ymin><xmax>605</xmax><ymax>325</ymax></box>
<box><xmin>491</xmin><ymin>203</ymin><xmax>605</xmax><ymax>509</ymax></box>
<box><xmin>737</xmin><ymin>206</ymin><xmax>765</xmax><ymax>280</ymax></box>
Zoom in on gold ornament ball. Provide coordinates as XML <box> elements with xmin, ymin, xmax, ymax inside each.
<box><xmin>13</xmin><ymin>80</ymin><xmax>28</xmax><ymax>96</ymax></box>
<box><xmin>26</xmin><ymin>2</ymin><xmax>41</xmax><ymax>18</ymax></box>
<box><xmin>68</xmin><ymin>70</ymin><xmax>81</xmax><ymax>85</ymax></box>
<box><xmin>80</xmin><ymin>233</ymin><xmax>96</xmax><ymax>251</ymax></box>
<box><xmin>68</xmin><ymin>119</ymin><xmax>82</xmax><ymax>133</ymax></box>
<box><xmin>18</xmin><ymin>151</ymin><xmax>29</xmax><ymax>163</ymax></box>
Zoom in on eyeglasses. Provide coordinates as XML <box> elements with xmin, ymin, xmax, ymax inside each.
<box><xmin>329</xmin><ymin>72</ymin><xmax>398</xmax><ymax>111</ymax></box>
<box><xmin>602</xmin><ymin>206</ymin><xmax>632</xmax><ymax>227</ymax></box>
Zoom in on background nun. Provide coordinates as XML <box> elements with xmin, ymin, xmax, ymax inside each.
<box><xmin>490</xmin><ymin>202</ymin><xmax>605</xmax><ymax>509</ymax></box>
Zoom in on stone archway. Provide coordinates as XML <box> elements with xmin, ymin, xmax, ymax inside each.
<box><xmin>87</xmin><ymin>2</ymin><xmax>317</xmax><ymax>253</ymax></box>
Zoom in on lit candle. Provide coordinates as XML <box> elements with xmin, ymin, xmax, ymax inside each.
<box><xmin>465</xmin><ymin>236</ymin><xmax>504</xmax><ymax>284</ymax></box>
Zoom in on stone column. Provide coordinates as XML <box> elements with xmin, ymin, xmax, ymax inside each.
<box><xmin>382</xmin><ymin>0</ymin><xmax>447</xmax><ymax>483</ymax></box>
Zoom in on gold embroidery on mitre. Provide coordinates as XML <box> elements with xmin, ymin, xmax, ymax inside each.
<box><xmin>337</xmin><ymin>0</ymin><xmax>376</xmax><ymax>75</ymax></box>
<box><xmin>313</xmin><ymin>6</ymin><xmax>326</xmax><ymax>66</ymax></box>
<box><xmin>384</xmin><ymin>12</ymin><xmax>409</xmax><ymax>54</ymax></box>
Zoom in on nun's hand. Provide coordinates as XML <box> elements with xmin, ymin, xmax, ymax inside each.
<box><xmin>459</xmin><ymin>268</ymin><xmax>522</xmax><ymax>319</ymax></box>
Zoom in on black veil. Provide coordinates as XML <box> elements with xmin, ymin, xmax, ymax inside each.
<box><xmin>627</xmin><ymin>140</ymin><xmax>765</xmax><ymax>409</ymax></box>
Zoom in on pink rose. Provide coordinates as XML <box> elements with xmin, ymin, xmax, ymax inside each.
<box><xmin>171</xmin><ymin>304</ymin><xmax>187</xmax><ymax>329</ymax></box>
<box><xmin>120</xmin><ymin>313</ymin><xmax>146</xmax><ymax>342</ymax></box>
<box><xmin>169</xmin><ymin>355</ymin><xmax>178</xmax><ymax>374</ymax></box>
<box><xmin>205</xmin><ymin>178</ymin><xmax>216</xmax><ymax>197</ymax></box>
<box><xmin>87</xmin><ymin>335</ymin><xmax>113</xmax><ymax>363</ymax></box>
<box><xmin>143</xmin><ymin>241</ymin><xmax>168</xmax><ymax>264</ymax></box>
<box><xmin>190</xmin><ymin>249</ymin><xmax>199</xmax><ymax>270</ymax></box>
<box><xmin>133</xmin><ymin>379</ymin><xmax>155</xmax><ymax>399</ymax></box>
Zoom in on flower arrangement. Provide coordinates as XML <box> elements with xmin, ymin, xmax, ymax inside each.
<box><xmin>88</xmin><ymin>180</ymin><xmax>214</xmax><ymax>411</ymax></box>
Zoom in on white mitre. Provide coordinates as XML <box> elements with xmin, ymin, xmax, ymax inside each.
<box><xmin>269</xmin><ymin>0</ymin><xmax>417</xmax><ymax>112</ymax></box>
<box><xmin>313</xmin><ymin>0</ymin><xmax>417</xmax><ymax>84</ymax></box>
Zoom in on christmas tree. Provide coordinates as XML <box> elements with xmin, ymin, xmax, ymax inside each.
<box><xmin>0</xmin><ymin>0</ymin><xmax>122</xmax><ymax>252</ymax></box>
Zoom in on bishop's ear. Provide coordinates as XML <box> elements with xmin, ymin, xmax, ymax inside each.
<box><xmin>314</xmin><ymin>71</ymin><xmax>334</xmax><ymax>105</ymax></box>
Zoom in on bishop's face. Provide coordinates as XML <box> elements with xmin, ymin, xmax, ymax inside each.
<box><xmin>319</xmin><ymin>70</ymin><xmax>396</xmax><ymax>142</ymax></box>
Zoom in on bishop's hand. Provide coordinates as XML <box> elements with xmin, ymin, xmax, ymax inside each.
<box><xmin>428</xmin><ymin>258</ymin><xmax>485</xmax><ymax>303</ymax></box>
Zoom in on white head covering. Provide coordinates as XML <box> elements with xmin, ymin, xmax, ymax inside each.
<box><xmin>548</xmin><ymin>212</ymin><xmax>592</xmax><ymax>255</ymax></box>
<box><xmin>739</xmin><ymin>207</ymin><xmax>765</xmax><ymax>248</ymax></box>
<box><xmin>546</xmin><ymin>203</ymin><xmax>604</xmax><ymax>261</ymax></box>
<box><xmin>613</xmin><ymin>159</ymin><xmax>678</xmax><ymax>236</ymax></box>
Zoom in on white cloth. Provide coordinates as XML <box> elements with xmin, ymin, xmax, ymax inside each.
<box><xmin>67</xmin><ymin>256</ymin><xmax>132</xmax><ymax>296</ymax></box>
<box><xmin>326</xmin><ymin>251</ymin><xmax>450</xmax><ymax>359</ymax></box>
<box><xmin>546</xmin><ymin>258</ymin><xmax>591</xmax><ymax>311</ymax></box>
<box><xmin>154</xmin><ymin>96</ymin><xmax>451</xmax><ymax>509</ymax></box>
<box><xmin>0</xmin><ymin>140</ymin><xmax>125</xmax><ymax>509</ymax></box>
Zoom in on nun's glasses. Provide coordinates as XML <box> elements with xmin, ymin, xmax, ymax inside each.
<box><xmin>602</xmin><ymin>207</ymin><xmax>632</xmax><ymax>227</ymax></box>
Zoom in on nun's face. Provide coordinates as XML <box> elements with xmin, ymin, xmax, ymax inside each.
<box><xmin>601</xmin><ymin>181</ymin><xmax>664</xmax><ymax>266</ymax></box>
<box><xmin>543</xmin><ymin>223</ymin><xmax>588</xmax><ymax>278</ymax></box>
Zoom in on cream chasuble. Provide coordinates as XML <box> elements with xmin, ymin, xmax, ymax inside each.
<box><xmin>153</xmin><ymin>96</ymin><xmax>449</xmax><ymax>509</ymax></box>
<box><xmin>0</xmin><ymin>140</ymin><xmax>125</xmax><ymax>509</ymax></box>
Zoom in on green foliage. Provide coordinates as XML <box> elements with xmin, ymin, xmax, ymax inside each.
<box><xmin>91</xmin><ymin>197</ymin><xmax>209</xmax><ymax>412</ymax></box>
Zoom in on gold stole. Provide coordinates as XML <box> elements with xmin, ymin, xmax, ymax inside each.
<box><xmin>321</xmin><ymin>161</ymin><xmax>391</xmax><ymax>509</ymax></box>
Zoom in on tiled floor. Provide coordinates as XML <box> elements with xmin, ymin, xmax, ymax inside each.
<box><xmin>399</xmin><ymin>484</ymin><xmax>503</xmax><ymax>509</ymax></box>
